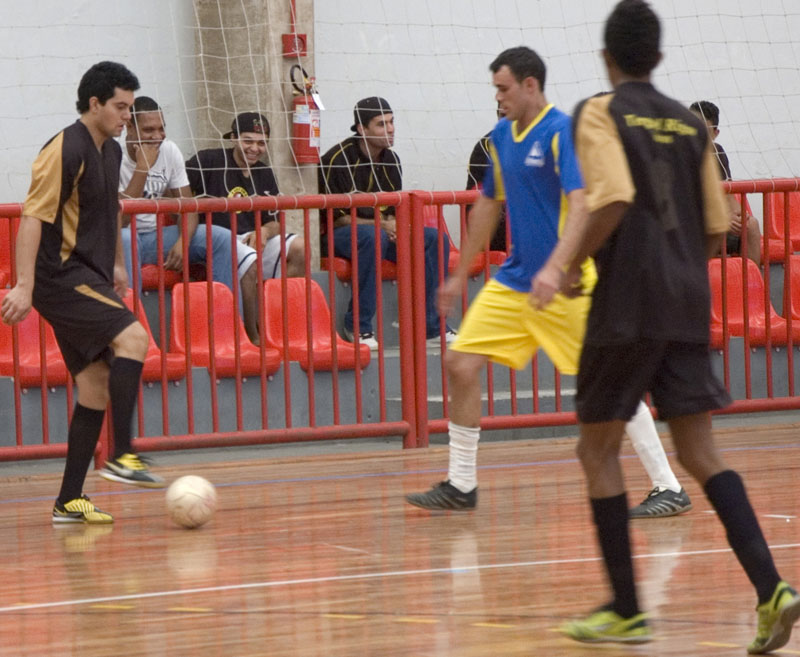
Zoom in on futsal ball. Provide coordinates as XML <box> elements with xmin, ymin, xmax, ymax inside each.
<box><xmin>165</xmin><ymin>475</ymin><xmax>218</xmax><ymax>529</ymax></box>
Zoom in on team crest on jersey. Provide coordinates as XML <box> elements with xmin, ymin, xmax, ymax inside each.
<box><xmin>525</xmin><ymin>141</ymin><xmax>545</xmax><ymax>167</ymax></box>
<box><xmin>228</xmin><ymin>186</ymin><xmax>248</xmax><ymax>214</ymax></box>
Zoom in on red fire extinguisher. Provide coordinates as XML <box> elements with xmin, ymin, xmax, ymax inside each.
<box><xmin>290</xmin><ymin>65</ymin><xmax>320</xmax><ymax>164</ymax></box>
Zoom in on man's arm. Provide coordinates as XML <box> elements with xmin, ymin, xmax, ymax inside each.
<box><xmin>700</xmin><ymin>141</ymin><xmax>732</xmax><ymax>259</ymax></box>
<box><xmin>706</xmin><ymin>232</ymin><xmax>726</xmax><ymax>259</ymax></box>
<box><xmin>577</xmin><ymin>201</ymin><xmax>629</xmax><ymax>262</ymax></box>
<box><xmin>119</xmin><ymin>142</ymin><xmax>161</xmax><ymax>227</ymax></box>
<box><xmin>113</xmin><ymin>211</ymin><xmax>129</xmax><ymax>297</ymax></box>
<box><xmin>530</xmin><ymin>189</ymin><xmax>592</xmax><ymax>308</ymax></box>
<box><xmin>1</xmin><ymin>215</ymin><xmax>42</xmax><ymax>324</ymax></box>
<box><xmin>437</xmin><ymin>195</ymin><xmax>502</xmax><ymax>317</ymax></box>
<box><xmin>319</xmin><ymin>145</ymin><xmax>379</xmax><ymax>226</ymax></box>
<box><xmin>162</xmin><ymin>184</ymin><xmax>199</xmax><ymax>270</ymax></box>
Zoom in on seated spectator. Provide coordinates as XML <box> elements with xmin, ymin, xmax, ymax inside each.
<box><xmin>119</xmin><ymin>96</ymin><xmax>260</xmax><ymax>342</ymax></box>
<box><xmin>466</xmin><ymin>103</ymin><xmax>508</xmax><ymax>252</ymax></box>
<box><xmin>318</xmin><ymin>96</ymin><xmax>455</xmax><ymax>350</ymax></box>
<box><xmin>690</xmin><ymin>100</ymin><xmax>761</xmax><ymax>265</ymax></box>
<box><xmin>185</xmin><ymin>112</ymin><xmax>305</xmax><ymax>281</ymax></box>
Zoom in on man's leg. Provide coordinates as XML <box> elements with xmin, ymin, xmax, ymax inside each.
<box><xmin>332</xmin><ymin>224</ymin><xmax>383</xmax><ymax>336</ymax></box>
<box><xmin>669</xmin><ymin>412</ymin><xmax>800</xmax><ymax>654</ymax></box>
<box><xmin>190</xmin><ymin>225</ymin><xmax>261</xmax><ymax>343</ymax></box>
<box><xmin>99</xmin><ymin>321</ymin><xmax>165</xmax><ymax>488</ymax></box>
<box><xmin>384</xmin><ymin>226</ymin><xmax>451</xmax><ymax>338</ymax></box>
<box><xmin>52</xmin><ymin>360</ymin><xmax>114</xmax><ymax>524</ymax></box>
<box><xmin>422</xmin><ymin>226</ymin><xmax>449</xmax><ymax>336</ymax></box>
<box><xmin>562</xmin><ymin>420</ymin><xmax>651</xmax><ymax>643</ymax></box>
<box><xmin>626</xmin><ymin>401</ymin><xmax>691</xmax><ymax>518</ymax></box>
<box><xmin>405</xmin><ymin>349</ymin><xmax>487</xmax><ymax>510</ymax></box>
<box><xmin>745</xmin><ymin>215</ymin><xmax>762</xmax><ymax>266</ymax></box>
<box><xmin>577</xmin><ymin>420</ymin><xmax>641</xmax><ymax>615</ymax></box>
<box><xmin>285</xmin><ymin>234</ymin><xmax>305</xmax><ymax>278</ymax></box>
<box><xmin>239</xmin><ymin>264</ymin><xmax>260</xmax><ymax>343</ymax></box>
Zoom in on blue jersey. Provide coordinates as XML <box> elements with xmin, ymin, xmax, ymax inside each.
<box><xmin>483</xmin><ymin>104</ymin><xmax>584</xmax><ymax>292</ymax></box>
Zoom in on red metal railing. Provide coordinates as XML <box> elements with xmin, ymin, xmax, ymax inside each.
<box><xmin>2</xmin><ymin>182</ymin><xmax>800</xmax><ymax>463</ymax></box>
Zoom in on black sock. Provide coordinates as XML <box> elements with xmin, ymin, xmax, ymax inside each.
<box><xmin>108</xmin><ymin>357</ymin><xmax>144</xmax><ymax>458</ymax></box>
<box><xmin>57</xmin><ymin>404</ymin><xmax>106</xmax><ymax>505</ymax></box>
<box><xmin>705</xmin><ymin>470</ymin><xmax>781</xmax><ymax>604</ymax></box>
<box><xmin>591</xmin><ymin>493</ymin><xmax>640</xmax><ymax>618</ymax></box>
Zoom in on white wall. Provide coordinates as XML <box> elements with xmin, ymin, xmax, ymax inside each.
<box><xmin>1</xmin><ymin>1</ymin><xmax>799</xmax><ymax>204</ymax></box>
<box><xmin>0</xmin><ymin>1</ymin><xmax>195</xmax><ymax>201</ymax></box>
<box><xmin>314</xmin><ymin>0</ymin><xmax>800</xmax><ymax>194</ymax></box>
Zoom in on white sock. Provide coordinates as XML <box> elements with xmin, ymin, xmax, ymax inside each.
<box><xmin>625</xmin><ymin>401</ymin><xmax>681</xmax><ymax>493</ymax></box>
<box><xmin>448</xmin><ymin>421</ymin><xmax>480</xmax><ymax>493</ymax></box>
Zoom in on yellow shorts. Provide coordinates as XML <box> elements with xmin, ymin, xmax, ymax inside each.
<box><xmin>450</xmin><ymin>278</ymin><xmax>590</xmax><ymax>373</ymax></box>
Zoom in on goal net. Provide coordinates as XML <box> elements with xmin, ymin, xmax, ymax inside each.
<box><xmin>0</xmin><ymin>0</ymin><xmax>797</xmax><ymax>206</ymax></box>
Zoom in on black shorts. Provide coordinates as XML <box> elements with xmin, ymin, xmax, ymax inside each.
<box><xmin>33</xmin><ymin>279</ymin><xmax>136</xmax><ymax>377</ymax></box>
<box><xmin>576</xmin><ymin>340</ymin><xmax>731</xmax><ymax>423</ymax></box>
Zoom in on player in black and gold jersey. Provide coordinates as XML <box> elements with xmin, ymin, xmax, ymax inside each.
<box><xmin>1</xmin><ymin>61</ymin><xmax>165</xmax><ymax>525</ymax></box>
<box><xmin>547</xmin><ymin>2</ymin><xmax>800</xmax><ymax>650</ymax></box>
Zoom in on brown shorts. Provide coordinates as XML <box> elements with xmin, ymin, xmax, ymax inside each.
<box><xmin>34</xmin><ymin>280</ymin><xmax>136</xmax><ymax>376</ymax></box>
<box><xmin>576</xmin><ymin>340</ymin><xmax>731</xmax><ymax>423</ymax></box>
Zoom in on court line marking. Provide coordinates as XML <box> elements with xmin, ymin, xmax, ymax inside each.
<box><xmin>2</xmin><ymin>542</ymin><xmax>799</xmax><ymax>615</ymax></box>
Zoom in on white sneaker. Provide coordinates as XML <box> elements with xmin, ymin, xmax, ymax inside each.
<box><xmin>427</xmin><ymin>327</ymin><xmax>458</xmax><ymax>346</ymax></box>
<box><xmin>342</xmin><ymin>326</ymin><xmax>379</xmax><ymax>350</ymax></box>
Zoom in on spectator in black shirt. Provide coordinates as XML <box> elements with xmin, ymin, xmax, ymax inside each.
<box><xmin>318</xmin><ymin>97</ymin><xmax>455</xmax><ymax>349</ymax></box>
<box><xmin>690</xmin><ymin>100</ymin><xmax>761</xmax><ymax>265</ymax></box>
<box><xmin>466</xmin><ymin>103</ymin><xmax>507</xmax><ymax>252</ymax></box>
<box><xmin>186</xmin><ymin>112</ymin><xmax>306</xmax><ymax>280</ymax></box>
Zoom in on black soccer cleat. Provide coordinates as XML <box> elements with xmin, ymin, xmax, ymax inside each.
<box><xmin>405</xmin><ymin>480</ymin><xmax>477</xmax><ymax>511</ymax></box>
<box><xmin>630</xmin><ymin>487</ymin><xmax>692</xmax><ymax>518</ymax></box>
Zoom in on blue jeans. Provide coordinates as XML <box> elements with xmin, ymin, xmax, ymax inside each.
<box><xmin>331</xmin><ymin>224</ymin><xmax>447</xmax><ymax>335</ymax></box>
<box><xmin>121</xmin><ymin>224</ymin><xmax>239</xmax><ymax>294</ymax></box>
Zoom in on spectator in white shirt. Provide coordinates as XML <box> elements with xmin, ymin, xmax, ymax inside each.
<box><xmin>119</xmin><ymin>96</ymin><xmax>260</xmax><ymax>342</ymax></box>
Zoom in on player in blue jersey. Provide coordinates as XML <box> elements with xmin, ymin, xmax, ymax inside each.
<box><xmin>405</xmin><ymin>46</ymin><xmax>689</xmax><ymax>515</ymax></box>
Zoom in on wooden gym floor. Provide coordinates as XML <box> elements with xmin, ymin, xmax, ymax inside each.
<box><xmin>1</xmin><ymin>424</ymin><xmax>799</xmax><ymax>656</ymax></box>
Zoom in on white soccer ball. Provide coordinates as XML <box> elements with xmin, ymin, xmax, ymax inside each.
<box><xmin>165</xmin><ymin>475</ymin><xmax>218</xmax><ymax>529</ymax></box>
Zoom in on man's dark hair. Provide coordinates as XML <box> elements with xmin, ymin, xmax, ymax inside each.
<box><xmin>690</xmin><ymin>100</ymin><xmax>720</xmax><ymax>128</ymax></box>
<box><xmin>130</xmin><ymin>95</ymin><xmax>162</xmax><ymax>127</ymax></box>
<box><xmin>490</xmin><ymin>46</ymin><xmax>546</xmax><ymax>91</ymax></box>
<box><xmin>76</xmin><ymin>61</ymin><xmax>139</xmax><ymax>113</ymax></box>
<box><xmin>604</xmin><ymin>0</ymin><xmax>660</xmax><ymax>77</ymax></box>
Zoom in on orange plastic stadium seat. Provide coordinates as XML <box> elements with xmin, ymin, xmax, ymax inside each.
<box><xmin>781</xmin><ymin>255</ymin><xmax>800</xmax><ymax>322</ymax></box>
<box><xmin>139</xmin><ymin>263</ymin><xmax>206</xmax><ymax>291</ymax></box>
<box><xmin>319</xmin><ymin>255</ymin><xmax>398</xmax><ymax>282</ymax></box>
<box><xmin>139</xmin><ymin>265</ymin><xmax>183</xmax><ymax>291</ymax></box>
<box><xmin>708</xmin><ymin>257</ymin><xmax>798</xmax><ymax>347</ymax></box>
<box><xmin>262</xmin><ymin>278</ymin><xmax>370</xmax><ymax>371</ymax></box>
<box><xmin>169</xmin><ymin>281</ymin><xmax>280</xmax><ymax>377</ymax></box>
<box><xmin>729</xmin><ymin>193</ymin><xmax>765</xmax><ymax>262</ymax></box>
<box><xmin>121</xmin><ymin>292</ymin><xmax>185</xmax><ymax>382</ymax></box>
<box><xmin>0</xmin><ymin>290</ymin><xmax>68</xmax><ymax>387</ymax></box>
<box><xmin>765</xmin><ymin>191</ymin><xmax>800</xmax><ymax>262</ymax></box>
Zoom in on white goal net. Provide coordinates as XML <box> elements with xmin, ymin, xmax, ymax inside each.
<box><xmin>0</xmin><ymin>0</ymin><xmax>797</xmax><ymax>205</ymax></box>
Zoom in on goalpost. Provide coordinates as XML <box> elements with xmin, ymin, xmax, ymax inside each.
<box><xmin>0</xmin><ymin>0</ymin><xmax>797</xmax><ymax>208</ymax></box>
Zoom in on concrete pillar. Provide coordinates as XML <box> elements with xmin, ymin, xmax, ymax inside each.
<box><xmin>192</xmin><ymin>0</ymin><xmax>318</xmax><ymax>266</ymax></box>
